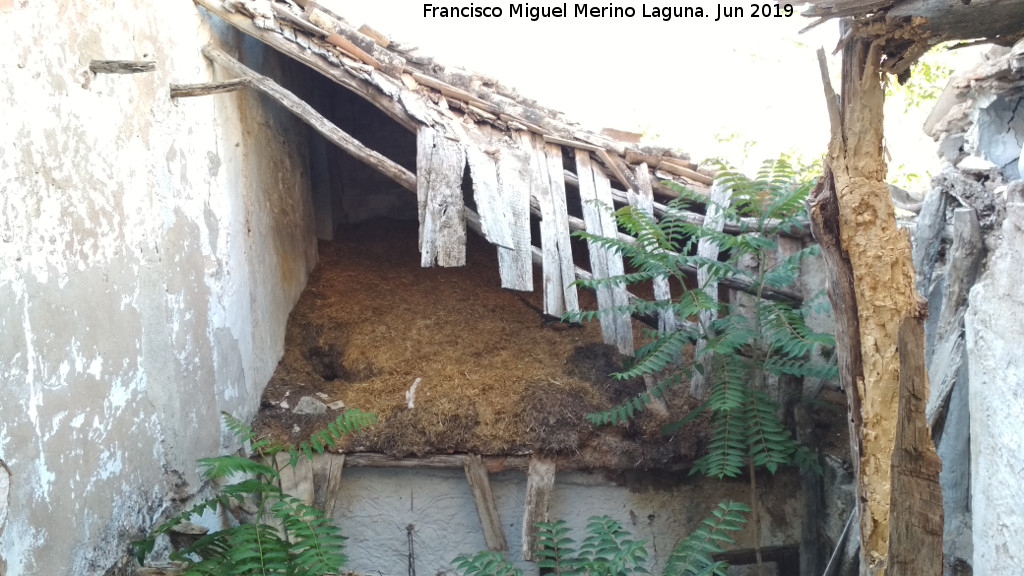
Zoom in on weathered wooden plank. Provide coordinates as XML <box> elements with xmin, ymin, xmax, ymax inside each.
<box><xmin>522</xmin><ymin>133</ymin><xmax>578</xmax><ymax>316</ymax></box>
<box><xmin>576</xmin><ymin>151</ymin><xmax>633</xmax><ymax>354</ymax></box>
<box><xmin>887</xmin><ymin>316</ymin><xmax>944</xmax><ymax>576</ymax></box>
<box><xmin>495</xmin><ymin>144</ymin><xmax>535</xmax><ymax>291</ymax></box>
<box><xmin>632</xmin><ymin>163</ymin><xmax>676</xmax><ymax>333</ymax></box>
<box><xmin>463</xmin><ymin>454</ymin><xmax>508</xmax><ymax>551</ymax></box>
<box><xmin>689</xmin><ymin>179</ymin><xmax>731</xmax><ymax>398</ymax></box>
<box><xmin>417</xmin><ymin>126</ymin><xmax>467</xmax><ymax>267</ymax></box>
<box><xmin>521</xmin><ymin>457</ymin><xmax>556</xmax><ymax>560</ymax></box>
<box><xmin>464</xmin><ymin>130</ymin><xmax>514</xmax><ymax>249</ymax></box>
<box><xmin>312</xmin><ymin>453</ymin><xmax>345</xmax><ymax>518</ymax></box>
<box><xmin>275</xmin><ymin>451</ymin><xmax>315</xmax><ymax>506</ymax></box>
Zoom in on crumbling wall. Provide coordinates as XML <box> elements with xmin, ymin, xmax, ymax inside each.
<box><xmin>917</xmin><ymin>38</ymin><xmax>1024</xmax><ymax>576</ymax></box>
<box><xmin>0</xmin><ymin>2</ymin><xmax>316</xmax><ymax>574</ymax></box>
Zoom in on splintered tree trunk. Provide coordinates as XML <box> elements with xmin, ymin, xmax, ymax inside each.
<box><xmin>811</xmin><ymin>34</ymin><xmax>943</xmax><ymax>576</ymax></box>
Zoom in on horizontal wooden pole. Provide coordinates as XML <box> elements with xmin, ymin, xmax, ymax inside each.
<box><xmin>90</xmin><ymin>60</ymin><xmax>156</xmax><ymax>74</ymax></box>
<box><xmin>170</xmin><ymin>79</ymin><xmax>249</xmax><ymax>98</ymax></box>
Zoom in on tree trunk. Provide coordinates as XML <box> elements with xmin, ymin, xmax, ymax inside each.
<box><xmin>812</xmin><ymin>31</ymin><xmax>944</xmax><ymax>575</ymax></box>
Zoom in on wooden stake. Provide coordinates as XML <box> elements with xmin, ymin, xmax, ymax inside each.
<box><xmin>463</xmin><ymin>454</ymin><xmax>508</xmax><ymax>552</ymax></box>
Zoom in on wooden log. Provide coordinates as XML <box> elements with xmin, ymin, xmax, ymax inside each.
<box><xmin>89</xmin><ymin>60</ymin><xmax>156</xmax><ymax>74</ymax></box>
<box><xmin>689</xmin><ymin>179</ymin><xmax>731</xmax><ymax>398</ymax></box>
<box><xmin>576</xmin><ymin>150</ymin><xmax>633</xmax><ymax>354</ymax></box>
<box><xmin>312</xmin><ymin>453</ymin><xmax>345</xmax><ymax>517</ymax></box>
<box><xmin>464</xmin><ymin>454</ymin><xmax>508</xmax><ymax>552</ymax></box>
<box><xmin>200</xmin><ymin>45</ymin><xmax>416</xmax><ymax>193</ymax></box>
<box><xmin>416</xmin><ymin>126</ymin><xmax>467</xmax><ymax>267</ymax></box>
<box><xmin>343</xmin><ymin>452</ymin><xmax>532</xmax><ymax>470</ymax></box>
<box><xmin>657</xmin><ymin>160</ymin><xmax>715</xmax><ymax>186</ymax></box>
<box><xmin>169</xmin><ymin>79</ymin><xmax>249</xmax><ymax>98</ymax></box>
<box><xmin>521</xmin><ymin>457</ymin><xmax>556</xmax><ymax>560</ymax></box>
<box><xmin>193</xmin><ymin>0</ymin><xmax>420</xmax><ymax>132</ymax></box>
<box><xmin>542</xmin><ymin>134</ymin><xmax>603</xmax><ymax>152</ymax></box>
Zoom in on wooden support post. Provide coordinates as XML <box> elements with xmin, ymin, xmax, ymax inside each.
<box><xmin>416</xmin><ymin>126</ymin><xmax>467</xmax><ymax>267</ymax></box>
<box><xmin>463</xmin><ymin>454</ymin><xmax>508</xmax><ymax>552</ymax></box>
<box><xmin>521</xmin><ymin>456</ymin><xmax>556</xmax><ymax>561</ymax></box>
<box><xmin>312</xmin><ymin>453</ymin><xmax>346</xmax><ymax>518</ymax></box>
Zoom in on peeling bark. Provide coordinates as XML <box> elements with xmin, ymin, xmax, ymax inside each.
<box><xmin>815</xmin><ymin>30</ymin><xmax>943</xmax><ymax>575</ymax></box>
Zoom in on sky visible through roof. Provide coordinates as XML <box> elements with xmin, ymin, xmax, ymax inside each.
<box><xmin>333</xmin><ymin>1</ymin><xmax>839</xmax><ymax>165</ymax></box>
<box><xmin>328</xmin><ymin>1</ymin><xmax>977</xmax><ymax>190</ymax></box>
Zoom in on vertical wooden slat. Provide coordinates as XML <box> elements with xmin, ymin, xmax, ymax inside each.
<box><xmin>632</xmin><ymin>163</ymin><xmax>676</xmax><ymax>333</ymax></box>
<box><xmin>576</xmin><ymin>150</ymin><xmax>633</xmax><ymax>354</ymax></box>
<box><xmin>689</xmin><ymin>179</ymin><xmax>731</xmax><ymax>398</ymax></box>
<box><xmin>521</xmin><ymin>456</ymin><xmax>556</xmax><ymax>561</ymax></box>
<box><xmin>522</xmin><ymin>132</ymin><xmax>577</xmax><ymax>316</ymax></box>
<box><xmin>416</xmin><ymin>126</ymin><xmax>467</xmax><ymax>267</ymax></box>
<box><xmin>496</xmin><ymin>145</ymin><xmax>534</xmax><ymax>291</ymax></box>
<box><xmin>463</xmin><ymin>454</ymin><xmax>508</xmax><ymax>551</ymax></box>
<box><xmin>465</xmin><ymin>143</ymin><xmax>514</xmax><ymax>249</ymax></box>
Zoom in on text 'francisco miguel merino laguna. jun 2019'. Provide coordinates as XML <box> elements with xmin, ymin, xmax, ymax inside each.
<box><xmin>422</xmin><ymin>2</ymin><xmax>796</xmax><ymax>22</ymax></box>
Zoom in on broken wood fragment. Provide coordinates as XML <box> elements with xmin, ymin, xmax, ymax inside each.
<box><xmin>89</xmin><ymin>60</ymin><xmax>156</xmax><ymax>74</ymax></box>
<box><xmin>464</xmin><ymin>454</ymin><xmax>508</xmax><ymax>552</ymax></box>
<box><xmin>416</xmin><ymin>126</ymin><xmax>467</xmax><ymax>267</ymax></box>
<box><xmin>521</xmin><ymin>457</ymin><xmax>556</xmax><ymax>560</ymax></box>
<box><xmin>169</xmin><ymin>79</ymin><xmax>249</xmax><ymax>98</ymax></box>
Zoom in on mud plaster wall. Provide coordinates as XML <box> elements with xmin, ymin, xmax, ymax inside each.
<box><xmin>334</xmin><ymin>468</ymin><xmax>803</xmax><ymax>576</ymax></box>
<box><xmin>0</xmin><ymin>2</ymin><xmax>317</xmax><ymax>574</ymax></box>
<box><xmin>965</xmin><ymin>203</ymin><xmax>1024</xmax><ymax>576</ymax></box>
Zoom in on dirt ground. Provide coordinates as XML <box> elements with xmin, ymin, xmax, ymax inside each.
<box><xmin>253</xmin><ymin>218</ymin><xmax>703</xmax><ymax>468</ymax></box>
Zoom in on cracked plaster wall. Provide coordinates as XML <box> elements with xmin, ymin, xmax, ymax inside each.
<box><xmin>0</xmin><ymin>2</ymin><xmax>316</xmax><ymax>574</ymax></box>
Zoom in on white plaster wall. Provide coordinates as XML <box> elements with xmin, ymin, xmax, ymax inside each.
<box><xmin>333</xmin><ymin>468</ymin><xmax>802</xmax><ymax>576</ymax></box>
<box><xmin>966</xmin><ymin>203</ymin><xmax>1024</xmax><ymax>576</ymax></box>
<box><xmin>0</xmin><ymin>2</ymin><xmax>316</xmax><ymax>574</ymax></box>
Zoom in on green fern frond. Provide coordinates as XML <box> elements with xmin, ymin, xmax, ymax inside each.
<box><xmin>535</xmin><ymin>520</ymin><xmax>581</xmax><ymax>575</ymax></box>
<box><xmin>744</xmin><ymin>390</ymin><xmax>798</xmax><ymax>475</ymax></box>
<box><xmin>453</xmin><ymin>551</ymin><xmax>523</xmax><ymax>576</ymax></box>
<box><xmin>664</xmin><ymin>500</ymin><xmax>749</xmax><ymax>576</ymax></box>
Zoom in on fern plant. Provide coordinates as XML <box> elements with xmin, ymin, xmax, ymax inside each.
<box><xmin>567</xmin><ymin>157</ymin><xmax>835</xmax><ymax>478</ymax></box>
<box><xmin>133</xmin><ymin>409</ymin><xmax>376</xmax><ymax>576</ymax></box>
<box><xmin>453</xmin><ymin>502</ymin><xmax>746</xmax><ymax>576</ymax></box>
